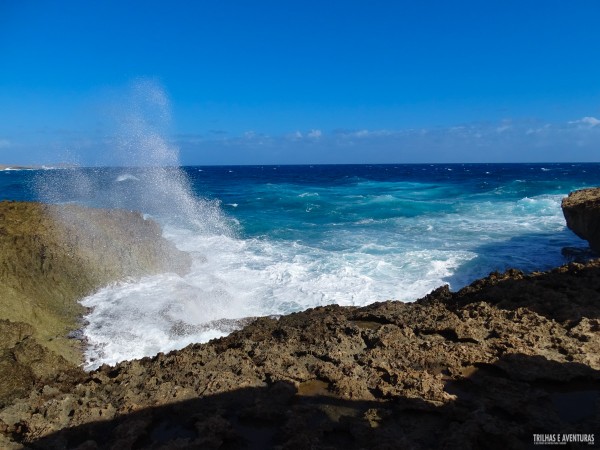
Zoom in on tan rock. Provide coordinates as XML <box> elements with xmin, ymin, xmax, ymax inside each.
<box><xmin>0</xmin><ymin>201</ymin><xmax>191</xmax><ymax>407</ymax></box>
<box><xmin>562</xmin><ymin>187</ymin><xmax>600</xmax><ymax>252</ymax></box>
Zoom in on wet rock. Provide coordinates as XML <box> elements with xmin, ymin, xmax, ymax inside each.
<box><xmin>0</xmin><ymin>201</ymin><xmax>191</xmax><ymax>407</ymax></box>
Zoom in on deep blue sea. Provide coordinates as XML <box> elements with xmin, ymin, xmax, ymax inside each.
<box><xmin>2</xmin><ymin>163</ymin><xmax>599</xmax><ymax>368</ymax></box>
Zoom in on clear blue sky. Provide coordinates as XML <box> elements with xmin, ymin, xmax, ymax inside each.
<box><xmin>1</xmin><ymin>1</ymin><xmax>600</xmax><ymax>165</ymax></box>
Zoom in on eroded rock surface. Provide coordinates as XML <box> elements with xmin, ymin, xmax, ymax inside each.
<box><xmin>562</xmin><ymin>187</ymin><xmax>600</xmax><ymax>253</ymax></box>
<box><xmin>2</xmin><ymin>260</ymin><xmax>599</xmax><ymax>449</ymax></box>
<box><xmin>0</xmin><ymin>201</ymin><xmax>191</xmax><ymax>407</ymax></box>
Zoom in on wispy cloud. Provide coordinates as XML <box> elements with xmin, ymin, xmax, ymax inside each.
<box><xmin>0</xmin><ymin>139</ymin><xmax>11</xmax><ymax>149</ymax></box>
<box><xmin>179</xmin><ymin>116</ymin><xmax>599</xmax><ymax>163</ymax></box>
<box><xmin>496</xmin><ymin>120</ymin><xmax>512</xmax><ymax>133</ymax></box>
<box><xmin>568</xmin><ymin>116</ymin><xmax>600</xmax><ymax>128</ymax></box>
<box><xmin>285</xmin><ymin>129</ymin><xmax>322</xmax><ymax>140</ymax></box>
<box><xmin>13</xmin><ymin>115</ymin><xmax>599</xmax><ymax>165</ymax></box>
<box><xmin>335</xmin><ymin>129</ymin><xmax>396</xmax><ymax>139</ymax></box>
<box><xmin>285</xmin><ymin>131</ymin><xmax>304</xmax><ymax>141</ymax></box>
<box><xmin>242</xmin><ymin>130</ymin><xmax>272</xmax><ymax>143</ymax></box>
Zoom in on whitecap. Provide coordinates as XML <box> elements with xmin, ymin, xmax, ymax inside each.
<box><xmin>115</xmin><ymin>174</ymin><xmax>140</xmax><ymax>182</ymax></box>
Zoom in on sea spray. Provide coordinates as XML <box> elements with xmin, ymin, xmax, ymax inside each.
<box><xmin>36</xmin><ymin>79</ymin><xmax>232</xmax><ymax>234</ymax></box>
<box><xmin>33</xmin><ymin>80</ymin><xmax>239</xmax><ymax>369</ymax></box>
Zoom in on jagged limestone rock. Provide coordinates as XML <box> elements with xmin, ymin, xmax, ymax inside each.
<box><xmin>2</xmin><ymin>260</ymin><xmax>599</xmax><ymax>448</ymax></box>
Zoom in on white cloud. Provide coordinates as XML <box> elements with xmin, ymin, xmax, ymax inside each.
<box><xmin>173</xmin><ymin>116</ymin><xmax>599</xmax><ymax>164</ymax></box>
<box><xmin>449</xmin><ymin>126</ymin><xmax>466</xmax><ymax>133</ymax></box>
<box><xmin>237</xmin><ymin>131</ymin><xmax>273</xmax><ymax>146</ymax></box>
<box><xmin>284</xmin><ymin>130</ymin><xmax>323</xmax><ymax>141</ymax></box>
<box><xmin>568</xmin><ymin>116</ymin><xmax>600</xmax><ymax>128</ymax></box>
<box><xmin>285</xmin><ymin>131</ymin><xmax>303</xmax><ymax>141</ymax></box>
<box><xmin>582</xmin><ymin>116</ymin><xmax>600</xmax><ymax>126</ymax></box>
<box><xmin>335</xmin><ymin>129</ymin><xmax>394</xmax><ymax>139</ymax></box>
<box><xmin>0</xmin><ymin>139</ymin><xmax>10</xmax><ymax>149</ymax></box>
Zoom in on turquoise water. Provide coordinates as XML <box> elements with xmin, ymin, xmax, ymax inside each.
<box><xmin>2</xmin><ymin>163</ymin><xmax>598</xmax><ymax>368</ymax></box>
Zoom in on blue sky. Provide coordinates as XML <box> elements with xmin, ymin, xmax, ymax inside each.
<box><xmin>1</xmin><ymin>1</ymin><xmax>600</xmax><ymax>165</ymax></box>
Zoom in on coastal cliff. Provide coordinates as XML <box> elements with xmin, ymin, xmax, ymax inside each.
<box><xmin>562</xmin><ymin>187</ymin><xmax>600</xmax><ymax>253</ymax></box>
<box><xmin>0</xmin><ymin>202</ymin><xmax>191</xmax><ymax>407</ymax></box>
<box><xmin>0</xmin><ymin>195</ymin><xmax>598</xmax><ymax>448</ymax></box>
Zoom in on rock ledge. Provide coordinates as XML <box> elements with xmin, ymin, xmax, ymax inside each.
<box><xmin>562</xmin><ymin>187</ymin><xmax>600</xmax><ymax>252</ymax></box>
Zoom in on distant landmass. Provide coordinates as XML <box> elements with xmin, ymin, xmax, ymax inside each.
<box><xmin>0</xmin><ymin>163</ymin><xmax>78</xmax><ymax>171</ymax></box>
<box><xmin>0</xmin><ymin>165</ymin><xmax>36</xmax><ymax>170</ymax></box>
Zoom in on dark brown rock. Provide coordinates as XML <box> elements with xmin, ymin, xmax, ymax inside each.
<box><xmin>1</xmin><ymin>260</ymin><xmax>599</xmax><ymax>449</ymax></box>
<box><xmin>562</xmin><ymin>187</ymin><xmax>600</xmax><ymax>253</ymax></box>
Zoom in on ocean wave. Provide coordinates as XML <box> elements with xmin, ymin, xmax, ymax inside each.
<box><xmin>80</xmin><ymin>220</ymin><xmax>486</xmax><ymax>369</ymax></box>
<box><xmin>52</xmin><ymin>163</ymin><xmax>599</xmax><ymax>370</ymax></box>
<box><xmin>115</xmin><ymin>173</ymin><xmax>140</xmax><ymax>182</ymax></box>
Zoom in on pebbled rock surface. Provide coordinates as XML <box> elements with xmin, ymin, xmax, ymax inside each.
<box><xmin>562</xmin><ymin>187</ymin><xmax>600</xmax><ymax>253</ymax></box>
<box><xmin>0</xmin><ymin>201</ymin><xmax>191</xmax><ymax>408</ymax></box>
<box><xmin>1</xmin><ymin>260</ymin><xmax>599</xmax><ymax>449</ymax></box>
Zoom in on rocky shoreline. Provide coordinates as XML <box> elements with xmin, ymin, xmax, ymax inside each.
<box><xmin>0</xmin><ymin>201</ymin><xmax>191</xmax><ymax>408</ymax></box>
<box><xmin>0</xmin><ymin>191</ymin><xmax>599</xmax><ymax>449</ymax></box>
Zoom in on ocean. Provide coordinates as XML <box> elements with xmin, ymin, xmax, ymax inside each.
<box><xmin>1</xmin><ymin>163</ymin><xmax>599</xmax><ymax>369</ymax></box>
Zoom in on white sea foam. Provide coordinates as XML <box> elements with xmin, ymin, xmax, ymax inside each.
<box><xmin>80</xmin><ymin>186</ymin><xmax>579</xmax><ymax>371</ymax></box>
<box><xmin>81</xmin><ymin>207</ymin><xmax>486</xmax><ymax>370</ymax></box>
<box><xmin>116</xmin><ymin>174</ymin><xmax>140</xmax><ymax>182</ymax></box>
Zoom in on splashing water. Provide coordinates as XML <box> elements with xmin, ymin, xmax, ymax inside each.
<box><xmin>36</xmin><ymin>80</ymin><xmax>232</xmax><ymax>234</ymax></box>
<box><xmin>34</xmin><ymin>81</ymin><xmax>240</xmax><ymax>368</ymax></box>
<box><xmin>29</xmin><ymin>82</ymin><xmax>600</xmax><ymax>370</ymax></box>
